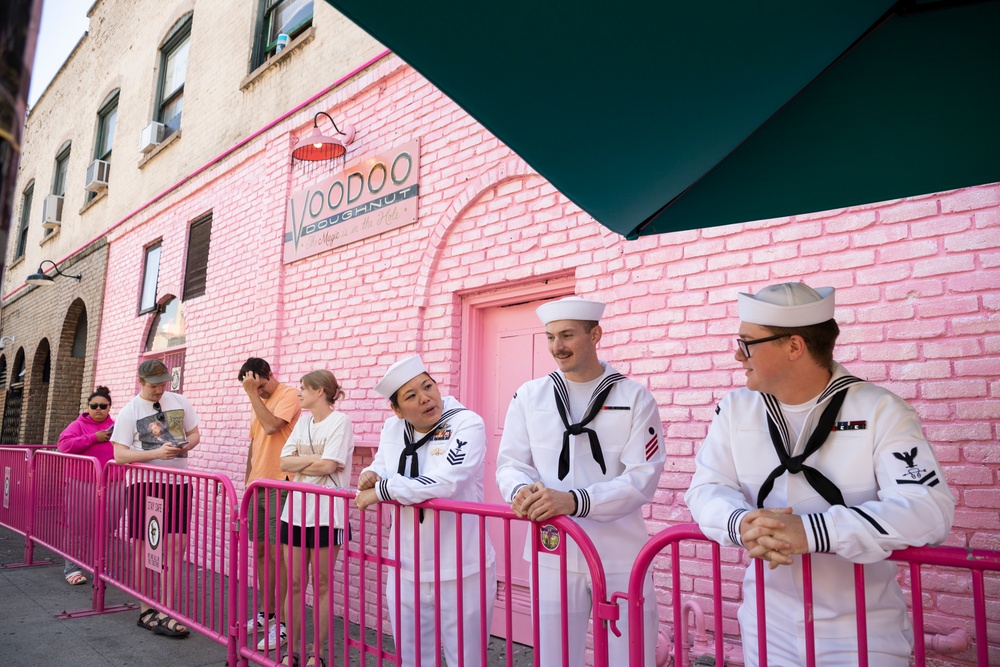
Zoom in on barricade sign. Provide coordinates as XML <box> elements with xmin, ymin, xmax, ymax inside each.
<box><xmin>3</xmin><ymin>466</ymin><xmax>9</xmax><ymax>509</ymax></box>
<box><xmin>144</xmin><ymin>496</ymin><xmax>164</xmax><ymax>572</ymax></box>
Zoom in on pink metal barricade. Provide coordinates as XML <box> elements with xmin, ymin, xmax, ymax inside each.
<box><xmin>626</xmin><ymin>523</ymin><xmax>1000</xmax><ymax>667</ymax></box>
<box><xmin>239</xmin><ymin>479</ymin><xmax>616</xmax><ymax>667</ymax></box>
<box><xmin>102</xmin><ymin>461</ymin><xmax>239</xmax><ymax>664</ymax></box>
<box><xmin>0</xmin><ymin>446</ymin><xmax>53</xmax><ymax>568</ymax></box>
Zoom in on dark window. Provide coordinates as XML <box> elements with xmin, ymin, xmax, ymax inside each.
<box><xmin>139</xmin><ymin>242</ymin><xmax>162</xmax><ymax>314</ymax></box>
<box><xmin>157</xmin><ymin>15</ymin><xmax>191</xmax><ymax>137</ymax></box>
<box><xmin>253</xmin><ymin>0</ymin><xmax>313</xmax><ymax>68</ymax></box>
<box><xmin>15</xmin><ymin>182</ymin><xmax>33</xmax><ymax>259</ymax></box>
<box><xmin>53</xmin><ymin>142</ymin><xmax>71</xmax><ymax>196</ymax></box>
<box><xmin>95</xmin><ymin>91</ymin><xmax>118</xmax><ymax>162</ymax></box>
<box><xmin>182</xmin><ymin>214</ymin><xmax>212</xmax><ymax>300</ymax></box>
<box><xmin>72</xmin><ymin>311</ymin><xmax>88</xmax><ymax>358</ymax></box>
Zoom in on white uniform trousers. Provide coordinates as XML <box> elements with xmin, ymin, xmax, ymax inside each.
<box><xmin>387</xmin><ymin>562</ymin><xmax>498</xmax><ymax>667</ymax></box>
<box><xmin>738</xmin><ymin>604</ymin><xmax>911</xmax><ymax>667</ymax></box>
<box><xmin>536</xmin><ymin>569</ymin><xmax>658</xmax><ymax>667</ymax></box>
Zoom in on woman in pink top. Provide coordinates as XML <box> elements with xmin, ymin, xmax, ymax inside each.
<box><xmin>57</xmin><ymin>386</ymin><xmax>115</xmax><ymax>584</ymax></box>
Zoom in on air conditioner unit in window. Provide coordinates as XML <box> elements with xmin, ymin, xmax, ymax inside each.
<box><xmin>85</xmin><ymin>159</ymin><xmax>111</xmax><ymax>192</ymax></box>
<box><xmin>42</xmin><ymin>194</ymin><xmax>64</xmax><ymax>229</ymax></box>
<box><xmin>139</xmin><ymin>121</ymin><xmax>165</xmax><ymax>153</ymax></box>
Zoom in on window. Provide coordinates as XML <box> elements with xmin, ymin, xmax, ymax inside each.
<box><xmin>157</xmin><ymin>15</ymin><xmax>191</xmax><ymax>136</ymax></box>
<box><xmin>145</xmin><ymin>297</ymin><xmax>186</xmax><ymax>351</ymax></box>
<box><xmin>139</xmin><ymin>242</ymin><xmax>162</xmax><ymax>314</ymax></box>
<box><xmin>253</xmin><ymin>0</ymin><xmax>313</xmax><ymax>68</ymax></box>
<box><xmin>14</xmin><ymin>182</ymin><xmax>33</xmax><ymax>260</ymax></box>
<box><xmin>53</xmin><ymin>142</ymin><xmax>71</xmax><ymax>197</ymax></box>
<box><xmin>95</xmin><ymin>91</ymin><xmax>118</xmax><ymax>162</ymax></box>
<box><xmin>182</xmin><ymin>214</ymin><xmax>212</xmax><ymax>300</ymax></box>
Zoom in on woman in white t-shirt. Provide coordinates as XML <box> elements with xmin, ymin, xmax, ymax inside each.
<box><xmin>278</xmin><ymin>370</ymin><xmax>354</xmax><ymax>667</ymax></box>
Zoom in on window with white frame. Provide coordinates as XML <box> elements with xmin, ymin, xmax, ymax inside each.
<box><xmin>157</xmin><ymin>15</ymin><xmax>191</xmax><ymax>136</ymax></box>
<box><xmin>139</xmin><ymin>242</ymin><xmax>162</xmax><ymax>314</ymax></box>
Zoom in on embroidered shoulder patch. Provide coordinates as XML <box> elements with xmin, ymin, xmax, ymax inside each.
<box><xmin>644</xmin><ymin>427</ymin><xmax>659</xmax><ymax>461</ymax></box>
<box><xmin>447</xmin><ymin>439</ymin><xmax>468</xmax><ymax>465</ymax></box>
<box><xmin>892</xmin><ymin>446</ymin><xmax>939</xmax><ymax>487</ymax></box>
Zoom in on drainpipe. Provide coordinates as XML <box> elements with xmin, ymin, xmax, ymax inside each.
<box><xmin>925</xmin><ymin>628</ymin><xmax>970</xmax><ymax>654</ymax></box>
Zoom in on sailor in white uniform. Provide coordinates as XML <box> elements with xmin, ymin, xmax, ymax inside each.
<box><xmin>355</xmin><ymin>355</ymin><xmax>497</xmax><ymax>667</ymax></box>
<box><xmin>496</xmin><ymin>297</ymin><xmax>665</xmax><ymax>667</ymax></box>
<box><xmin>685</xmin><ymin>282</ymin><xmax>955</xmax><ymax>667</ymax></box>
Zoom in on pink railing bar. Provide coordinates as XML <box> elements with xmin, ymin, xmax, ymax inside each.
<box><xmin>853</xmin><ymin>562</ymin><xmax>869</xmax><ymax>667</ymax></box>
<box><xmin>629</xmin><ymin>524</ymin><xmax>1000</xmax><ymax>667</ymax></box>
<box><xmin>502</xmin><ymin>517</ymin><xmax>515</xmax><ymax>667</ymax></box>
<box><xmin>30</xmin><ymin>451</ymin><xmax>134</xmax><ymax>617</ymax></box>
<box><xmin>102</xmin><ymin>462</ymin><xmax>238</xmax><ymax>654</ymax></box>
<box><xmin>801</xmin><ymin>553</ymin><xmax>816</xmax><ymax>667</ymax></box>
<box><xmin>887</xmin><ymin>545</ymin><xmax>1000</xmax><ymax>667</ymax></box>
<box><xmin>0</xmin><ymin>446</ymin><xmax>49</xmax><ymax>568</ymax></box>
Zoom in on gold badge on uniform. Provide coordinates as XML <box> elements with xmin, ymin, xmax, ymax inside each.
<box><xmin>429</xmin><ymin>447</ymin><xmax>445</xmax><ymax>456</ymax></box>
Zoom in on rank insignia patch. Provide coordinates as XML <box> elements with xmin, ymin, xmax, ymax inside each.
<box><xmin>644</xmin><ymin>427</ymin><xmax>659</xmax><ymax>461</ymax></box>
<box><xmin>447</xmin><ymin>439</ymin><xmax>468</xmax><ymax>465</ymax></box>
<box><xmin>893</xmin><ymin>447</ymin><xmax>939</xmax><ymax>486</ymax></box>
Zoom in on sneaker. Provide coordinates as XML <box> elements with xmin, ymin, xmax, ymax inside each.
<box><xmin>246</xmin><ymin>611</ymin><xmax>267</xmax><ymax>631</ymax></box>
<box><xmin>257</xmin><ymin>621</ymin><xmax>287</xmax><ymax>650</ymax></box>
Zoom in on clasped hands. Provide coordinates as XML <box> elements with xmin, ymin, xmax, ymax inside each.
<box><xmin>739</xmin><ymin>507</ymin><xmax>809</xmax><ymax>570</ymax></box>
<box><xmin>510</xmin><ymin>482</ymin><xmax>575</xmax><ymax>522</ymax></box>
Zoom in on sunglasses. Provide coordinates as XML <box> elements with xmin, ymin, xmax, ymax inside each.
<box><xmin>152</xmin><ymin>402</ymin><xmax>166</xmax><ymax>422</ymax></box>
<box><xmin>89</xmin><ymin>403</ymin><xmax>110</xmax><ymax>410</ymax></box>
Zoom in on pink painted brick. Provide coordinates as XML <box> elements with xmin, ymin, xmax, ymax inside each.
<box><xmin>855</xmin><ymin>263</ymin><xmax>913</xmax><ymax>285</ymax></box>
<box><xmin>923</xmin><ymin>423</ymin><xmax>993</xmax><ymax>442</ymax></box>
<box><xmin>800</xmin><ymin>235</ymin><xmax>849</xmax><ymax>257</ymax></box>
<box><xmin>950</xmin><ymin>314</ymin><xmax>1000</xmax><ymax>335</ymax></box>
<box><xmin>772</xmin><ymin>221</ymin><xmax>822</xmax><ymax>242</ymax></box>
<box><xmin>856</xmin><ymin>303</ymin><xmax>914</xmax><ymax>323</ymax></box>
<box><xmin>769</xmin><ymin>257</ymin><xmax>822</xmax><ymax>278</ymax></box>
<box><xmin>947</xmin><ymin>268</ymin><xmax>1000</xmax><ymax>293</ymax></box>
<box><xmin>938</xmin><ymin>185</ymin><xmax>1000</xmax><ymax>213</ymax></box>
<box><xmin>923</xmin><ymin>338</ymin><xmax>983</xmax><ymax>359</ymax></box>
<box><xmin>910</xmin><ymin>215</ymin><xmax>972</xmax><ymax>239</ymax></box>
<box><xmin>883</xmin><ymin>279</ymin><xmax>945</xmax><ymax>301</ymax></box>
<box><xmin>858</xmin><ymin>342</ymin><xmax>918</xmax><ymax>362</ymax></box>
<box><xmin>912</xmin><ymin>255</ymin><xmax>976</xmax><ymax>278</ymax></box>
<box><xmin>920</xmin><ymin>380</ymin><xmax>988</xmax><ymax>400</ymax></box>
<box><xmin>724</xmin><ymin>230</ymin><xmax>772</xmax><ymax>251</ymax></box>
<box><xmin>820</xmin><ymin>210</ymin><xmax>877</xmax><ymax>232</ymax></box>
<box><xmin>853</xmin><ymin>225</ymin><xmax>909</xmax><ymax>248</ymax></box>
<box><xmin>885</xmin><ymin>320</ymin><xmax>946</xmax><ymax>339</ymax></box>
<box><xmin>877</xmin><ymin>199</ymin><xmax>939</xmax><ymax>224</ymax></box>
<box><xmin>944</xmin><ymin>229</ymin><xmax>1000</xmax><ymax>253</ymax></box>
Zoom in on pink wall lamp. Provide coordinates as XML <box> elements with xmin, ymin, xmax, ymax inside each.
<box><xmin>291</xmin><ymin>111</ymin><xmax>356</xmax><ymax>161</ymax></box>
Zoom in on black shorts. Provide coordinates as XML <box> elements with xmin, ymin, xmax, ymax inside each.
<box><xmin>125</xmin><ymin>483</ymin><xmax>191</xmax><ymax>540</ymax></box>
<box><xmin>279</xmin><ymin>522</ymin><xmax>350</xmax><ymax>549</ymax></box>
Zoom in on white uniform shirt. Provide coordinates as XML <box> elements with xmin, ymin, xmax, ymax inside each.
<box><xmin>361</xmin><ymin>396</ymin><xmax>496</xmax><ymax>581</ymax></box>
<box><xmin>111</xmin><ymin>392</ymin><xmax>200</xmax><ymax>470</ymax></box>
<box><xmin>685</xmin><ymin>362</ymin><xmax>955</xmax><ymax>644</ymax></box>
<box><xmin>496</xmin><ymin>363</ymin><xmax>666</xmax><ymax>574</ymax></box>
<box><xmin>280</xmin><ymin>411</ymin><xmax>354</xmax><ymax>529</ymax></box>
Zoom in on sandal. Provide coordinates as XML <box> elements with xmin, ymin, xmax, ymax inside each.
<box><xmin>136</xmin><ymin>608</ymin><xmax>190</xmax><ymax>637</ymax></box>
<box><xmin>65</xmin><ymin>571</ymin><xmax>88</xmax><ymax>586</ymax></box>
<box><xmin>305</xmin><ymin>653</ymin><xmax>326</xmax><ymax>667</ymax></box>
<box><xmin>279</xmin><ymin>653</ymin><xmax>299</xmax><ymax>667</ymax></box>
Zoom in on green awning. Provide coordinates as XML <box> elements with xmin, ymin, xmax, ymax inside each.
<box><xmin>323</xmin><ymin>1</ymin><xmax>1000</xmax><ymax>238</ymax></box>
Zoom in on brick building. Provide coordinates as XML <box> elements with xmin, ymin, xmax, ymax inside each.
<box><xmin>4</xmin><ymin>0</ymin><xmax>999</xmax><ymax>661</ymax></box>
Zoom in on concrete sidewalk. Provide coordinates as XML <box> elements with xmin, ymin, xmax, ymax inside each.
<box><xmin>0</xmin><ymin>526</ymin><xmax>227</xmax><ymax>667</ymax></box>
<box><xmin>0</xmin><ymin>526</ymin><xmax>535</xmax><ymax>666</ymax></box>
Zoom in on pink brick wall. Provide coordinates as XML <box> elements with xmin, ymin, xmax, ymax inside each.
<box><xmin>96</xmin><ymin>56</ymin><xmax>1000</xmax><ymax>661</ymax></box>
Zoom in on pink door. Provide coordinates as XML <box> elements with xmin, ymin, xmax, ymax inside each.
<box><xmin>478</xmin><ymin>299</ymin><xmax>555</xmax><ymax>644</ymax></box>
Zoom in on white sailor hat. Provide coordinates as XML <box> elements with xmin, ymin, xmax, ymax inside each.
<box><xmin>374</xmin><ymin>355</ymin><xmax>428</xmax><ymax>399</ymax></box>
<box><xmin>536</xmin><ymin>296</ymin><xmax>606</xmax><ymax>325</ymax></box>
<box><xmin>737</xmin><ymin>282</ymin><xmax>835</xmax><ymax>327</ymax></box>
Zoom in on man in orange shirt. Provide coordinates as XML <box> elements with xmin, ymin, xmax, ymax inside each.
<box><xmin>240</xmin><ymin>357</ymin><xmax>302</xmax><ymax>651</ymax></box>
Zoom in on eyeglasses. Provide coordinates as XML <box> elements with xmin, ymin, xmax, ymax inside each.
<box><xmin>152</xmin><ymin>402</ymin><xmax>166</xmax><ymax>422</ymax></box>
<box><xmin>736</xmin><ymin>333</ymin><xmax>791</xmax><ymax>358</ymax></box>
<box><xmin>89</xmin><ymin>403</ymin><xmax>110</xmax><ymax>410</ymax></box>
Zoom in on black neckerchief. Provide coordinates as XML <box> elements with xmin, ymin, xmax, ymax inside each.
<box><xmin>550</xmin><ymin>370</ymin><xmax>625</xmax><ymax>481</ymax></box>
<box><xmin>756</xmin><ymin>375</ymin><xmax>864</xmax><ymax>508</ymax></box>
<box><xmin>397</xmin><ymin>407</ymin><xmax>465</xmax><ymax>522</ymax></box>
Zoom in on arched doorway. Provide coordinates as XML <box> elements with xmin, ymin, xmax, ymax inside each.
<box><xmin>23</xmin><ymin>340</ymin><xmax>52</xmax><ymax>444</ymax></box>
<box><xmin>1</xmin><ymin>348</ymin><xmax>27</xmax><ymax>444</ymax></box>
<box><xmin>49</xmin><ymin>299</ymin><xmax>89</xmax><ymax>442</ymax></box>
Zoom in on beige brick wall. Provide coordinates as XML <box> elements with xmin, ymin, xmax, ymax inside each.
<box><xmin>4</xmin><ymin>0</ymin><xmax>383</xmax><ymax>292</ymax></box>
